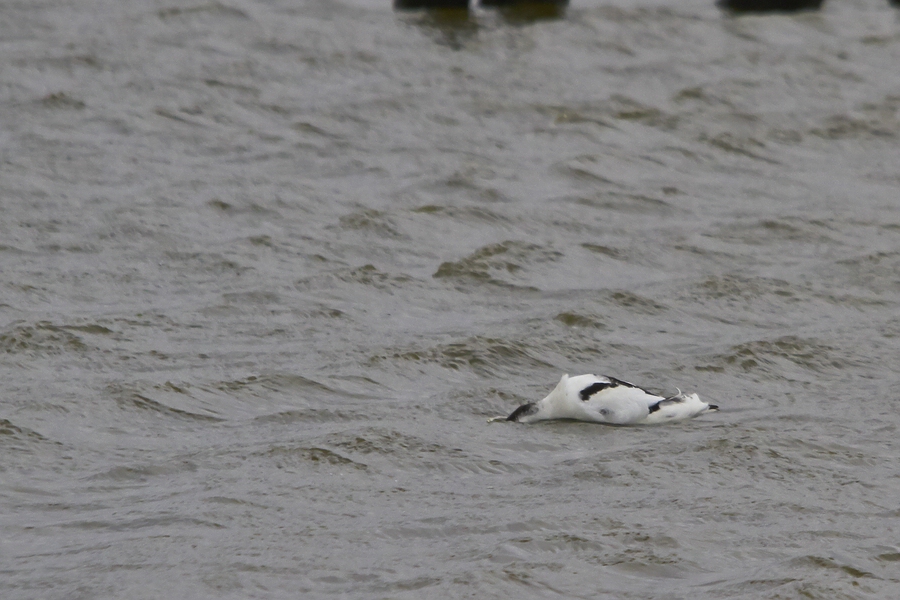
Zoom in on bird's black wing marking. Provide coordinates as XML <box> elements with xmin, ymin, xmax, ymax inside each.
<box><xmin>605</xmin><ymin>376</ymin><xmax>640</xmax><ymax>389</ymax></box>
<box><xmin>607</xmin><ymin>376</ymin><xmax>657</xmax><ymax>396</ymax></box>
<box><xmin>648</xmin><ymin>395</ymin><xmax>686</xmax><ymax>414</ymax></box>
<box><xmin>580</xmin><ymin>376</ymin><xmax>658</xmax><ymax>402</ymax></box>
<box><xmin>578</xmin><ymin>381</ymin><xmax>613</xmax><ymax>401</ymax></box>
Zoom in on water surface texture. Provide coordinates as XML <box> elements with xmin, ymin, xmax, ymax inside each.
<box><xmin>2</xmin><ymin>0</ymin><xmax>900</xmax><ymax>598</ymax></box>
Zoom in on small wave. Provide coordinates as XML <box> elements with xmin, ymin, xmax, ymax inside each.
<box><xmin>296</xmin><ymin>264</ymin><xmax>415</xmax><ymax>293</ymax></box>
<box><xmin>257</xmin><ymin>445</ymin><xmax>367</xmax><ymax>470</ymax></box>
<box><xmin>327</xmin><ymin>428</ymin><xmax>446</xmax><ymax>456</ymax></box>
<box><xmin>691</xmin><ymin>274</ymin><xmax>797</xmax><ymax>302</ymax></box>
<box><xmin>602</xmin><ymin>290</ymin><xmax>668</xmax><ymax>315</ymax></box>
<box><xmin>786</xmin><ymin>555</ymin><xmax>875</xmax><ymax>579</ymax></box>
<box><xmin>433</xmin><ymin>240</ymin><xmax>561</xmax><ymax>289</ymax></box>
<box><xmin>0</xmin><ymin>418</ymin><xmax>60</xmax><ymax>452</ymax></box>
<box><xmin>88</xmin><ymin>460</ymin><xmax>199</xmax><ymax>482</ymax></box>
<box><xmin>334</xmin><ymin>208</ymin><xmax>405</xmax><ymax>239</ymax></box>
<box><xmin>109</xmin><ymin>385</ymin><xmax>225</xmax><ymax>423</ymax></box>
<box><xmin>411</xmin><ymin>204</ymin><xmax>508</xmax><ymax>224</ymax></box>
<box><xmin>709</xmin><ymin>218</ymin><xmax>837</xmax><ymax>247</ymax></box>
<box><xmin>369</xmin><ymin>335</ymin><xmax>553</xmax><ymax>377</ymax></box>
<box><xmin>0</xmin><ymin>321</ymin><xmax>91</xmax><ymax>357</ymax></box>
<box><xmin>553</xmin><ymin>311</ymin><xmax>607</xmax><ymax>330</ymax></box>
<box><xmin>695</xmin><ymin>336</ymin><xmax>851</xmax><ymax>377</ymax></box>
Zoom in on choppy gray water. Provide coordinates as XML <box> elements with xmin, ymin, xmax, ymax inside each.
<box><xmin>2</xmin><ymin>0</ymin><xmax>900</xmax><ymax>598</ymax></box>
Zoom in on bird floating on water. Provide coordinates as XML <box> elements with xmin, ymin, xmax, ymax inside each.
<box><xmin>490</xmin><ymin>374</ymin><xmax>718</xmax><ymax>425</ymax></box>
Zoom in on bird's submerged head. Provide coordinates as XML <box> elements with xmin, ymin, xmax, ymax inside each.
<box><xmin>506</xmin><ymin>402</ymin><xmax>539</xmax><ymax>422</ymax></box>
<box><xmin>505</xmin><ymin>374</ymin><xmax>570</xmax><ymax>423</ymax></box>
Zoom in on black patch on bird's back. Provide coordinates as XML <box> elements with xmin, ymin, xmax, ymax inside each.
<box><xmin>606</xmin><ymin>376</ymin><xmax>641</xmax><ymax>389</ymax></box>
<box><xmin>579</xmin><ymin>376</ymin><xmax>645</xmax><ymax>401</ymax></box>
<box><xmin>579</xmin><ymin>381</ymin><xmax>612</xmax><ymax>401</ymax></box>
<box><xmin>648</xmin><ymin>395</ymin><xmax>685</xmax><ymax>414</ymax></box>
<box><xmin>507</xmin><ymin>402</ymin><xmax>538</xmax><ymax>422</ymax></box>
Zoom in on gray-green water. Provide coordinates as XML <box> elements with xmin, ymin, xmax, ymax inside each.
<box><xmin>2</xmin><ymin>1</ymin><xmax>900</xmax><ymax>598</ymax></box>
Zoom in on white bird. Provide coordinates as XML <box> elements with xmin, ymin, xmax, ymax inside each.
<box><xmin>491</xmin><ymin>374</ymin><xmax>717</xmax><ymax>425</ymax></box>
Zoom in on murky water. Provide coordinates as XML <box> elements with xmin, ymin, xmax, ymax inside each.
<box><xmin>2</xmin><ymin>0</ymin><xmax>900</xmax><ymax>598</ymax></box>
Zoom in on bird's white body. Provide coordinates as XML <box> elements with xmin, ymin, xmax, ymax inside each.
<box><xmin>495</xmin><ymin>374</ymin><xmax>717</xmax><ymax>425</ymax></box>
